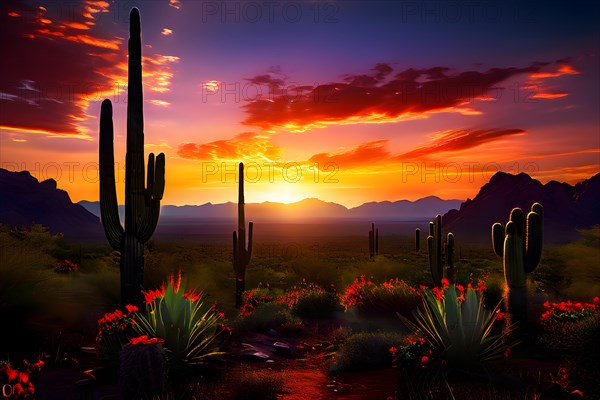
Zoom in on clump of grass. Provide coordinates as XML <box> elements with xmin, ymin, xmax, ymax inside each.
<box><xmin>332</xmin><ymin>331</ymin><xmax>401</xmax><ymax>371</ymax></box>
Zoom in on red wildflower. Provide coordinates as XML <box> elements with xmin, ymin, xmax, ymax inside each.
<box><xmin>389</xmin><ymin>346</ymin><xmax>398</xmax><ymax>356</ymax></box>
<box><xmin>456</xmin><ymin>284</ymin><xmax>465</xmax><ymax>293</ymax></box>
<box><xmin>421</xmin><ymin>355</ymin><xmax>429</xmax><ymax>363</ymax></box>
<box><xmin>496</xmin><ymin>311</ymin><xmax>505</xmax><ymax>321</ymax></box>
<box><xmin>125</xmin><ymin>304</ymin><xmax>138</xmax><ymax>314</ymax></box>
<box><xmin>441</xmin><ymin>278</ymin><xmax>450</xmax><ymax>288</ymax></box>
<box><xmin>130</xmin><ymin>335</ymin><xmax>165</xmax><ymax>345</ymax></box>
<box><xmin>184</xmin><ymin>289</ymin><xmax>203</xmax><ymax>302</ymax></box>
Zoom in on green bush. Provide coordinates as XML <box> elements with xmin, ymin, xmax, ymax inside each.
<box><xmin>233</xmin><ymin>302</ymin><xmax>300</xmax><ymax>334</ymax></box>
<box><xmin>332</xmin><ymin>331</ymin><xmax>401</xmax><ymax>371</ymax></box>
<box><xmin>291</xmin><ymin>290</ymin><xmax>342</xmax><ymax>319</ymax></box>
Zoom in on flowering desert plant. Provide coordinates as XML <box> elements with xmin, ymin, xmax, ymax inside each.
<box><xmin>134</xmin><ymin>273</ymin><xmax>227</xmax><ymax>367</ymax></box>
<box><xmin>96</xmin><ymin>304</ymin><xmax>139</xmax><ymax>367</ymax></box>
<box><xmin>283</xmin><ymin>281</ymin><xmax>342</xmax><ymax>319</ymax></box>
<box><xmin>400</xmin><ymin>284</ymin><xmax>517</xmax><ymax>366</ymax></box>
<box><xmin>0</xmin><ymin>358</ymin><xmax>44</xmax><ymax>399</ymax></box>
<box><xmin>341</xmin><ymin>276</ymin><xmax>419</xmax><ymax>317</ymax></box>
<box><xmin>540</xmin><ymin>297</ymin><xmax>599</xmax><ymax>352</ymax></box>
<box><xmin>119</xmin><ymin>335</ymin><xmax>166</xmax><ymax>399</ymax></box>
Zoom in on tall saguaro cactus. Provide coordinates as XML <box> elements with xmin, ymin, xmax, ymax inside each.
<box><xmin>369</xmin><ymin>223</ymin><xmax>379</xmax><ymax>258</ymax></box>
<box><xmin>427</xmin><ymin>215</ymin><xmax>455</xmax><ymax>285</ymax></box>
<box><xmin>492</xmin><ymin>203</ymin><xmax>544</xmax><ymax>288</ymax></box>
<box><xmin>99</xmin><ymin>8</ymin><xmax>165</xmax><ymax>307</ymax></box>
<box><xmin>233</xmin><ymin>162</ymin><xmax>253</xmax><ymax>308</ymax></box>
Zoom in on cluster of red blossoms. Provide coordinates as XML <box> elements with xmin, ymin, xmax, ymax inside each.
<box><xmin>129</xmin><ymin>335</ymin><xmax>165</xmax><ymax>346</ymax></box>
<box><xmin>142</xmin><ymin>272</ymin><xmax>204</xmax><ymax>305</ymax></box>
<box><xmin>55</xmin><ymin>259</ymin><xmax>78</xmax><ymax>273</ymax></box>
<box><xmin>240</xmin><ymin>289</ymin><xmax>275</xmax><ymax>317</ymax></box>
<box><xmin>541</xmin><ymin>297</ymin><xmax>599</xmax><ymax>323</ymax></box>
<box><xmin>0</xmin><ymin>359</ymin><xmax>44</xmax><ymax>399</ymax></box>
<box><xmin>97</xmin><ymin>304</ymin><xmax>138</xmax><ymax>340</ymax></box>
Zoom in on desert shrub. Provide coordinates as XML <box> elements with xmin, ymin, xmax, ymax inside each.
<box><xmin>239</xmin><ymin>287</ymin><xmax>280</xmax><ymax>317</ymax></box>
<box><xmin>233</xmin><ymin>302</ymin><xmax>300</xmax><ymax>334</ymax></box>
<box><xmin>341</xmin><ymin>276</ymin><xmax>419</xmax><ymax>318</ymax></box>
<box><xmin>96</xmin><ymin>304</ymin><xmax>139</xmax><ymax>368</ymax></box>
<box><xmin>231</xmin><ymin>369</ymin><xmax>285</xmax><ymax>400</ymax></box>
<box><xmin>389</xmin><ymin>335</ymin><xmax>432</xmax><ymax>369</ymax></box>
<box><xmin>539</xmin><ymin>297</ymin><xmax>600</xmax><ymax>353</ymax></box>
<box><xmin>281</xmin><ymin>281</ymin><xmax>342</xmax><ymax>319</ymax></box>
<box><xmin>332</xmin><ymin>331</ymin><xmax>401</xmax><ymax>371</ymax></box>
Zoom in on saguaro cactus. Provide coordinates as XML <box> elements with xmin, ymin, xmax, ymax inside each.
<box><xmin>99</xmin><ymin>8</ymin><xmax>165</xmax><ymax>307</ymax></box>
<box><xmin>415</xmin><ymin>228</ymin><xmax>421</xmax><ymax>253</ymax></box>
<box><xmin>427</xmin><ymin>215</ymin><xmax>455</xmax><ymax>285</ymax></box>
<box><xmin>492</xmin><ymin>203</ymin><xmax>544</xmax><ymax>288</ymax></box>
<box><xmin>233</xmin><ymin>162</ymin><xmax>253</xmax><ymax>308</ymax></box>
<box><xmin>369</xmin><ymin>223</ymin><xmax>379</xmax><ymax>258</ymax></box>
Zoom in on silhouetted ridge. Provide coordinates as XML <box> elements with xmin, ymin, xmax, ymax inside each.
<box><xmin>444</xmin><ymin>171</ymin><xmax>600</xmax><ymax>244</ymax></box>
<box><xmin>0</xmin><ymin>168</ymin><xmax>102</xmax><ymax>240</ymax></box>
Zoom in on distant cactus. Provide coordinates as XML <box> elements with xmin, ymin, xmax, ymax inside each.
<box><xmin>492</xmin><ymin>203</ymin><xmax>544</xmax><ymax>288</ymax></box>
<box><xmin>427</xmin><ymin>215</ymin><xmax>455</xmax><ymax>285</ymax></box>
<box><xmin>99</xmin><ymin>8</ymin><xmax>165</xmax><ymax>307</ymax></box>
<box><xmin>369</xmin><ymin>223</ymin><xmax>379</xmax><ymax>258</ymax></box>
<box><xmin>415</xmin><ymin>228</ymin><xmax>420</xmax><ymax>253</ymax></box>
<box><xmin>233</xmin><ymin>163</ymin><xmax>253</xmax><ymax>308</ymax></box>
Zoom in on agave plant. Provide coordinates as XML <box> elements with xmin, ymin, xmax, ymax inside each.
<box><xmin>399</xmin><ymin>284</ymin><xmax>516</xmax><ymax>366</ymax></box>
<box><xmin>134</xmin><ymin>274</ymin><xmax>226</xmax><ymax>367</ymax></box>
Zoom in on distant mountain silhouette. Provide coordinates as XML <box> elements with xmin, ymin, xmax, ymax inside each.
<box><xmin>0</xmin><ymin>169</ymin><xmax>103</xmax><ymax>241</ymax></box>
<box><xmin>79</xmin><ymin>196</ymin><xmax>462</xmax><ymax>222</ymax></box>
<box><xmin>443</xmin><ymin>171</ymin><xmax>600</xmax><ymax>244</ymax></box>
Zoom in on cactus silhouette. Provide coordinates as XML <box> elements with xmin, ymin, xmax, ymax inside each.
<box><xmin>492</xmin><ymin>203</ymin><xmax>544</xmax><ymax>288</ymax></box>
<box><xmin>415</xmin><ymin>228</ymin><xmax>420</xmax><ymax>253</ymax></box>
<box><xmin>427</xmin><ymin>215</ymin><xmax>455</xmax><ymax>285</ymax></box>
<box><xmin>368</xmin><ymin>223</ymin><xmax>378</xmax><ymax>258</ymax></box>
<box><xmin>233</xmin><ymin>162</ymin><xmax>253</xmax><ymax>308</ymax></box>
<box><xmin>99</xmin><ymin>8</ymin><xmax>165</xmax><ymax>307</ymax></box>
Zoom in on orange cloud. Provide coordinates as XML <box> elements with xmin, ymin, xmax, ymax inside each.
<box><xmin>309</xmin><ymin>140</ymin><xmax>390</xmax><ymax>170</ymax></box>
<box><xmin>161</xmin><ymin>28</ymin><xmax>173</xmax><ymax>36</ymax></box>
<box><xmin>243</xmin><ymin>64</ymin><xmax>543</xmax><ymax>131</ymax></box>
<box><xmin>177</xmin><ymin>132</ymin><xmax>282</xmax><ymax>161</ymax></box>
<box><xmin>1</xmin><ymin>1</ymin><xmax>178</xmax><ymax>137</ymax></box>
<box><xmin>397</xmin><ymin>128</ymin><xmax>525</xmax><ymax>160</ymax></box>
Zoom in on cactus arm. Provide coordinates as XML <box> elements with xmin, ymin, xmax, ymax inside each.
<box><xmin>427</xmin><ymin>235</ymin><xmax>441</xmax><ymax>286</ymax></box>
<box><xmin>446</xmin><ymin>233</ymin><xmax>455</xmax><ymax>267</ymax></box>
<box><xmin>375</xmin><ymin>228</ymin><xmax>379</xmax><ymax>255</ymax></box>
<box><xmin>446</xmin><ymin>232</ymin><xmax>455</xmax><ymax>283</ymax></box>
<box><xmin>99</xmin><ymin>99</ymin><xmax>124</xmax><ymax>250</ymax></box>
<box><xmin>232</xmin><ymin>230</ymin><xmax>239</xmax><ymax>274</ymax></box>
<box><xmin>504</xmin><ymin>221</ymin><xmax>526</xmax><ymax>288</ymax></box>
<box><xmin>524</xmin><ymin>208</ymin><xmax>543</xmax><ymax>272</ymax></box>
<box><xmin>138</xmin><ymin>153</ymin><xmax>165</xmax><ymax>243</ymax></box>
<box><xmin>492</xmin><ymin>223</ymin><xmax>504</xmax><ymax>257</ymax></box>
<box><xmin>429</xmin><ymin>221</ymin><xmax>434</xmax><ymax>237</ymax></box>
<box><xmin>435</xmin><ymin>214</ymin><xmax>442</xmax><ymax>270</ymax></box>
<box><xmin>245</xmin><ymin>221</ymin><xmax>254</xmax><ymax>264</ymax></box>
<box><xmin>415</xmin><ymin>228</ymin><xmax>420</xmax><ymax>253</ymax></box>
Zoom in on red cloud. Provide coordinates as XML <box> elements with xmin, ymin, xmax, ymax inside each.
<box><xmin>309</xmin><ymin>140</ymin><xmax>390</xmax><ymax>169</ymax></box>
<box><xmin>0</xmin><ymin>1</ymin><xmax>177</xmax><ymax>137</ymax></box>
<box><xmin>177</xmin><ymin>132</ymin><xmax>282</xmax><ymax>161</ymax></box>
<box><xmin>242</xmin><ymin>63</ymin><xmax>543</xmax><ymax>131</ymax></box>
<box><xmin>396</xmin><ymin>128</ymin><xmax>525</xmax><ymax>160</ymax></box>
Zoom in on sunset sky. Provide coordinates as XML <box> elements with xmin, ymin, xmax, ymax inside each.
<box><xmin>1</xmin><ymin>0</ymin><xmax>599</xmax><ymax>207</ymax></box>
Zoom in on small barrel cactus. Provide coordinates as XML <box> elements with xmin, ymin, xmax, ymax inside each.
<box><xmin>119</xmin><ymin>338</ymin><xmax>166</xmax><ymax>399</ymax></box>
